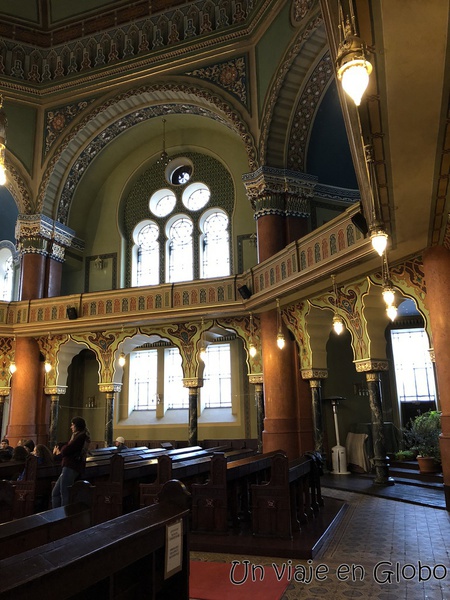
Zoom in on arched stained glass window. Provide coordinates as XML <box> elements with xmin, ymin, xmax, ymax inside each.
<box><xmin>133</xmin><ymin>221</ymin><xmax>160</xmax><ymax>286</ymax></box>
<box><xmin>200</xmin><ymin>209</ymin><xmax>229</xmax><ymax>278</ymax></box>
<box><xmin>167</xmin><ymin>216</ymin><xmax>193</xmax><ymax>282</ymax></box>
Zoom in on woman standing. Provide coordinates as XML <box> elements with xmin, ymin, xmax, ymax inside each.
<box><xmin>51</xmin><ymin>416</ymin><xmax>91</xmax><ymax>507</ymax></box>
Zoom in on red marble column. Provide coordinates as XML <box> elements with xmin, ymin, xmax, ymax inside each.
<box><xmin>423</xmin><ymin>245</ymin><xmax>450</xmax><ymax>509</ymax></box>
<box><xmin>19</xmin><ymin>253</ymin><xmax>46</xmax><ymax>300</ymax></box>
<box><xmin>260</xmin><ymin>308</ymin><xmax>300</xmax><ymax>459</ymax></box>
<box><xmin>6</xmin><ymin>337</ymin><xmax>41</xmax><ymax>446</ymax></box>
<box><xmin>257</xmin><ymin>215</ymin><xmax>286</xmax><ymax>262</ymax></box>
<box><xmin>45</xmin><ymin>257</ymin><xmax>63</xmax><ymax>297</ymax></box>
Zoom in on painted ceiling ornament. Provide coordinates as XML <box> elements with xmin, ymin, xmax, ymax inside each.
<box><xmin>292</xmin><ymin>0</ymin><xmax>314</xmax><ymax>23</ymax></box>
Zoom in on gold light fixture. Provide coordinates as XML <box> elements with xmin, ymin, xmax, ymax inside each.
<box><xmin>118</xmin><ymin>352</ymin><xmax>126</xmax><ymax>367</ymax></box>
<box><xmin>248</xmin><ymin>312</ymin><xmax>257</xmax><ymax>357</ymax></box>
<box><xmin>156</xmin><ymin>118</ymin><xmax>171</xmax><ymax>167</ymax></box>
<box><xmin>365</xmin><ymin>145</ymin><xmax>388</xmax><ymax>256</ymax></box>
<box><xmin>382</xmin><ymin>254</ymin><xmax>397</xmax><ymax>321</ymax></box>
<box><xmin>0</xmin><ymin>95</ymin><xmax>6</xmax><ymax>186</ymax></box>
<box><xmin>94</xmin><ymin>256</ymin><xmax>104</xmax><ymax>270</ymax></box>
<box><xmin>336</xmin><ymin>2</ymin><xmax>373</xmax><ymax>106</ymax></box>
<box><xmin>370</xmin><ymin>227</ymin><xmax>388</xmax><ymax>257</ymax></box>
<box><xmin>276</xmin><ymin>299</ymin><xmax>285</xmax><ymax>349</ymax></box>
<box><xmin>331</xmin><ymin>275</ymin><xmax>345</xmax><ymax>335</ymax></box>
<box><xmin>386</xmin><ymin>304</ymin><xmax>398</xmax><ymax>322</ymax></box>
<box><xmin>199</xmin><ymin>318</ymin><xmax>207</xmax><ymax>362</ymax></box>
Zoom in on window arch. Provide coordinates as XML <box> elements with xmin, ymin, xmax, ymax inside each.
<box><xmin>0</xmin><ymin>246</ymin><xmax>14</xmax><ymax>301</ymax></box>
<box><xmin>200</xmin><ymin>209</ymin><xmax>229</xmax><ymax>278</ymax></box>
<box><xmin>166</xmin><ymin>215</ymin><xmax>193</xmax><ymax>283</ymax></box>
<box><xmin>126</xmin><ymin>153</ymin><xmax>234</xmax><ymax>286</ymax></box>
<box><xmin>132</xmin><ymin>221</ymin><xmax>160</xmax><ymax>286</ymax></box>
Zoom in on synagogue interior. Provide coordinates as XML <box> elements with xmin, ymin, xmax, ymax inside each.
<box><xmin>0</xmin><ymin>1</ymin><xmax>449</xmax><ymax>594</ymax></box>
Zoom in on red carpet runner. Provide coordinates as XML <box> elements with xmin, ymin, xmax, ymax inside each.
<box><xmin>189</xmin><ymin>560</ymin><xmax>290</xmax><ymax>600</ymax></box>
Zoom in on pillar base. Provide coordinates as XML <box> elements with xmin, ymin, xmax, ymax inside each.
<box><xmin>445</xmin><ymin>485</ymin><xmax>450</xmax><ymax>512</ymax></box>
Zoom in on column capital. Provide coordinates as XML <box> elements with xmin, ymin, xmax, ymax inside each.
<box><xmin>98</xmin><ymin>382</ymin><xmax>122</xmax><ymax>393</ymax></box>
<box><xmin>249</xmin><ymin>373</ymin><xmax>263</xmax><ymax>385</ymax></box>
<box><xmin>44</xmin><ymin>385</ymin><xmax>67</xmax><ymax>396</ymax></box>
<box><xmin>354</xmin><ymin>359</ymin><xmax>389</xmax><ymax>373</ymax></box>
<box><xmin>16</xmin><ymin>214</ymin><xmax>75</xmax><ymax>258</ymax></box>
<box><xmin>183</xmin><ymin>377</ymin><xmax>203</xmax><ymax>388</ymax></box>
<box><xmin>301</xmin><ymin>369</ymin><xmax>328</xmax><ymax>380</ymax></box>
<box><xmin>242</xmin><ymin>166</ymin><xmax>314</xmax><ymax>218</ymax></box>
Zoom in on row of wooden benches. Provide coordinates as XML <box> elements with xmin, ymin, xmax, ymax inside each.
<box><xmin>0</xmin><ymin>479</ymin><xmax>191</xmax><ymax>599</ymax></box>
<box><xmin>0</xmin><ymin>443</ymin><xmax>242</xmax><ymax>522</ymax></box>
<box><xmin>0</xmin><ymin>445</ymin><xmax>323</xmax><ymax>539</ymax></box>
<box><xmin>0</xmin><ymin>448</ymin><xmax>324</xmax><ymax>597</ymax></box>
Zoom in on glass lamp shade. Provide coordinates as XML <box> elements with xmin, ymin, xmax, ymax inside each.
<box><xmin>333</xmin><ymin>314</ymin><xmax>344</xmax><ymax>335</ymax></box>
<box><xmin>386</xmin><ymin>305</ymin><xmax>398</xmax><ymax>321</ymax></box>
<box><xmin>249</xmin><ymin>343</ymin><xmax>257</xmax><ymax>358</ymax></box>
<box><xmin>382</xmin><ymin>286</ymin><xmax>395</xmax><ymax>307</ymax></box>
<box><xmin>338</xmin><ymin>59</ymin><xmax>371</xmax><ymax>106</ymax></box>
<box><xmin>371</xmin><ymin>230</ymin><xmax>388</xmax><ymax>256</ymax></box>
<box><xmin>44</xmin><ymin>361</ymin><xmax>52</xmax><ymax>373</ymax></box>
<box><xmin>118</xmin><ymin>352</ymin><xmax>126</xmax><ymax>367</ymax></box>
<box><xmin>9</xmin><ymin>361</ymin><xmax>16</xmax><ymax>374</ymax></box>
<box><xmin>276</xmin><ymin>332</ymin><xmax>285</xmax><ymax>349</ymax></box>
<box><xmin>199</xmin><ymin>346</ymin><xmax>207</xmax><ymax>362</ymax></box>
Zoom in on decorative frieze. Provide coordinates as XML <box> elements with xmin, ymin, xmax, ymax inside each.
<box><xmin>301</xmin><ymin>369</ymin><xmax>328</xmax><ymax>380</ymax></box>
<box><xmin>354</xmin><ymin>359</ymin><xmax>389</xmax><ymax>373</ymax></box>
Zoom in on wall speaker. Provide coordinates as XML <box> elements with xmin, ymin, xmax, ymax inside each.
<box><xmin>238</xmin><ymin>285</ymin><xmax>252</xmax><ymax>300</ymax></box>
<box><xmin>351</xmin><ymin>211</ymin><xmax>369</xmax><ymax>236</ymax></box>
<box><xmin>66</xmin><ymin>307</ymin><xmax>78</xmax><ymax>320</ymax></box>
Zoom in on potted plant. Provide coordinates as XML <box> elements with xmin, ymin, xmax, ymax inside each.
<box><xmin>403</xmin><ymin>410</ymin><xmax>441</xmax><ymax>473</ymax></box>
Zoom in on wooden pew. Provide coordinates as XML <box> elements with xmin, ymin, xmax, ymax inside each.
<box><xmin>190</xmin><ymin>450</ymin><xmax>281</xmax><ymax>534</ymax></box>
<box><xmin>0</xmin><ymin>496</ymin><xmax>92</xmax><ymax>559</ymax></box>
<box><xmin>0</xmin><ymin>479</ymin><xmax>191</xmax><ymax>600</ymax></box>
<box><xmin>250</xmin><ymin>452</ymin><xmax>312</xmax><ymax>539</ymax></box>
<box><xmin>0</xmin><ymin>445</ymin><xmax>231</xmax><ymax>522</ymax></box>
<box><xmin>139</xmin><ymin>448</ymin><xmax>254</xmax><ymax>507</ymax></box>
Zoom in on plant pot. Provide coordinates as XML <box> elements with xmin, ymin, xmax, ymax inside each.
<box><xmin>417</xmin><ymin>456</ymin><xmax>439</xmax><ymax>474</ymax></box>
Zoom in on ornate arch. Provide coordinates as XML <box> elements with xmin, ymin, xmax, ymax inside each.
<box><xmin>38</xmin><ymin>82</ymin><xmax>257</xmax><ymax>224</ymax></box>
<box><xmin>259</xmin><ymin>10</ymin><xmax>330</xmax><ymax>169</ymax></box>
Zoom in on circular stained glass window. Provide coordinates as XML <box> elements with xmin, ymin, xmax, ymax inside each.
<box><xmin>182</xmin><ymin>183</ymin><xmax>210</xmax><ymax>211</ymax></box>
<box><xmin>149</xmin><ymin>189</ymin><xmax>176</xmax><ymax>217</ymax></box>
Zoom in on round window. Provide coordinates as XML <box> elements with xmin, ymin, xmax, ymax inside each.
<box><xmin>149</xmin><ymin>189</ymin><xmax>176</xmax><ymax>217</ymax></box>
<box><xmin>166</xmin><ymin>157</ymin><xmax>194</xmax><ymax>186</ymax></box>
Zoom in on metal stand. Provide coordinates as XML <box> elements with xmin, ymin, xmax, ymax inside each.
<box><xmin>329</xmin><ymin>397</ymin><xmax>350</xmax><ymax>475</ymax></box>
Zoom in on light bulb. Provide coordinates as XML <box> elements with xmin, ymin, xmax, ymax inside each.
<box><xmin>382</xmin><ymin>286</ymin><xmax>395</xmax><ymax>307</ymax></box>
<box><xmin>386</xmin><ymin>305</ymin><xmax>397</xmax><ymax>321</ymax></box>
<box><xmin>0</xmin><ymin>162</ymin><xmax>6</xmax><ymax>186</ymax></box>
<box><xmin>339</xmin><ymin>60</ymin><xmax>371</xmax><ymax>106</ymax></box>
<box><xmin>118</xmin><ymin>352</ymin><xmax>126</xmax><ymax>367</ymax></box>
<box><xmin>44</xmin><ymin>361</ymin><xmax>52</xmax><ymax>373</ymax></box>
<box><xmin>371</xmin><ymin>230</ymin><xmax>388</xmax><ymax>256</ymax></box>
<box><xmin>199</xmin><ymin>347</ymin><xmax>207</xmax><ymax>362</ymax></box>
<box><xmin>249</xmin><ymin>343</ymin><xmax>257</xmax><ymax>358</ymax></box>
<box><xmin>9</xmin><ymin>361</ymin><xmax>16</xmax><ymax>374</ymax></box>
<box><xmin>276</xmin><ymin>332</ymin><xmax>285</xmax><ymax>349</ymax></box>
<box><xmin>333</xmin><ymin>314</ymin><xmax>344</xmax><ymax>335</ymax></box>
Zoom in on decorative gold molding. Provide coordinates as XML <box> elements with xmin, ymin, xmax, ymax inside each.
<box><xmin>183</xmin><ymin>378</ymin><xmax>203</xmax><ymax>388</ymax></box>
<box><xmin>354</xmin><ymin>359</ymin><xmax>389</xmax><ymax>373</ymax></box>
<box><xmin>44</xmin><ymin>385</ymin><xmax>67</xmax><ymax>395</ymax></box>
<box><xmin>249</xmin><ymin>374</ymin><xmax>263</xmax><ymax>385</ymax></box>
<box><xmin>301</xmin><ymin>369</ymin><xmax>328</xmax><ymax>380</ymax></box>
<box><xmin>98</xmin><ymin>383</ymin><xmax>122</xmax><ymax>393</ymax></box>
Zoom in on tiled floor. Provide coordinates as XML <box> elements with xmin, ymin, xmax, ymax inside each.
<box><xmin>191</xmin><ymin>486</ymin><xmax>450</xmax><ymax>599</ymax></box>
